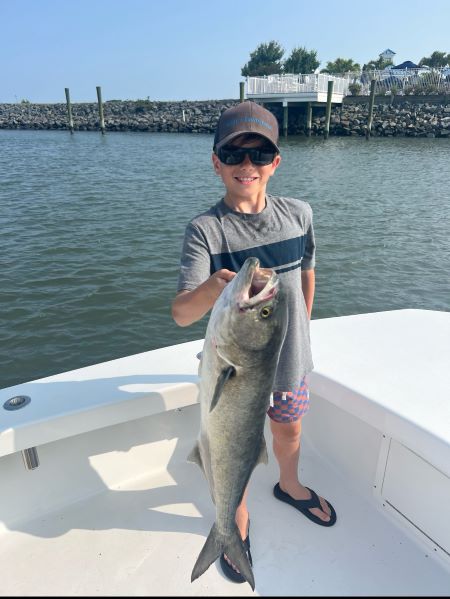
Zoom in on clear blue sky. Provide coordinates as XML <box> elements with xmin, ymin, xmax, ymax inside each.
<box><xmin>2</xmin><ymin>0</ymin><xmax>449</xmax><ymax>103</ymax></box>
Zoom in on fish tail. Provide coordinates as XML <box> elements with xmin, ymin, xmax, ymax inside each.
<box><xmin>191</xmin><ymin>523</ymin><xmax>255</xmax><ymax>590</ymax></box>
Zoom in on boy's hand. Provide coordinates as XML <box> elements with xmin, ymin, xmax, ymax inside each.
<box><xmin>172</xmin><ymin>269</ymin><xmax>236</xmax><ymax>327</ymax></box>
<box><xmin>205</xmin><ymin>269</ymin><xmax>236</xmax><ymax>301</ymax></box>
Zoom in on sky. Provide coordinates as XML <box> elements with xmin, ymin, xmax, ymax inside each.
<box><xmin>1</xmin><ymin>0</ymin><xmax>450</xmax><ymax>103</ymax></box>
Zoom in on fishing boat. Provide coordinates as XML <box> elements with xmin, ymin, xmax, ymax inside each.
<box><xmin>1</xmin><ymin>309</ymin><xmax>449</xmax><ymax>596</ymax></box>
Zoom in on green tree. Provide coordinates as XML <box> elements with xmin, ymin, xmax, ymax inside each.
<box><xmin>348</xmin><ymin>82</ymin><xmax>362</xmax><ymax>96</ymax></box>
<box><xmin>241</xmin><ymin>41</ymin><xmax>284</xmax><ymax>77</ymax></box>
<box><xmin>321</xmin><ymin>57</ymin><xmax>361</xmax><ymax>73</ymax></box>
<box><xmin>283</xmin><ymin>46</ymin><xmax>319</xmax><ymax>74</ymax></box>
<box><xmin>362</xmin><ymin>57</ymin><xmax>392</xmax><ymax>71</ymax></box>
<box><xmin>419</xmin><ymin>51</ymin><xmax>449</xmax><ymax>68</ymax></box>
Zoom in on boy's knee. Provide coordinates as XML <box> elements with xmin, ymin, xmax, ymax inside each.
<box><xmin>270</xmin><ymin>418</ymin><xmax>302</xmax><ymax>443</ymax></box>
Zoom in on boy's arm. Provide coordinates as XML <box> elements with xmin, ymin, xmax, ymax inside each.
<box><xmin>301</xmin><ymin>269</ymin><xmax>315</xmax><ymax>320</ymax></box>
<box><xmin>172</xmin><ymin>269</ymin><xmax>236</xmax><ymax>327</ymax></box>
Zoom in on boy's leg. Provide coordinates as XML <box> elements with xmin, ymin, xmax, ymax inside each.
<box><xmin>224</xmin><ymin>381</ymin><xmax>333</xmax><ymax>575</ymax></box>
<box><xmin>223</xmin><ymin>487</ymin><xmax>250</xmax><ymax>573</ymax></box>
<box><xmin>235</xmin><ymin>486</ymin><xmax>250</xmax><ymax>539</ymax></box>
<box><xmin>270</xmin><ymin>418</ymin><xmax>331</xmax><ymax>522</ymax></box>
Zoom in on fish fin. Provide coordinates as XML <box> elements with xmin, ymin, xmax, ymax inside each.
<box><xmin>187</xmin><ymin>444</ymin><xmax>216</xmax><ymax>505</ymax></box>
<box><xmin>191</xmin><ymin>523</ymin><xmax>254</xmax><ymax>590</ymax></box>
<box><xmin>187</xmin><ymin>442</ymin><xmax>204</xmax><ymax>470</ymax></box>
<box><xmin>257</xmin><ymin>435</ymin><xmax>269</xmax><ymax>465</ymax></box>
<box><xmin>209</xmin><ymin>366</ymin><xmax>236</xmax><ymax>413</ymax></box>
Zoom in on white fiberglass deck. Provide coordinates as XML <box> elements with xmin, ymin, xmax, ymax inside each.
<box><xmin>1</xmin><ymin>309</ymin><xmax>450</xmax><ymax>595</ymax></box>
<box><xmin>1</xmin><ymin>411</ymin><xmax>449</xmax><ymax>597</ymax></box>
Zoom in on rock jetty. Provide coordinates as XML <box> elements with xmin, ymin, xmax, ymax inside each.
<box><xmin>0</xmin><ymin>98</ymin><xmax>449</xmax><ymax>137</ymax></box>
<box><xmin>283</xmin><ymin>101</ymin><xmax>450</xmax><ymax>137</ymax></box>
<box><xmin>0</xmin><ymin>100</ymin><xmax>237</xmax><ymax>133</ymax></box>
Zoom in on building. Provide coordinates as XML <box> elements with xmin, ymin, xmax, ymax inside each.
<box><xmin>379</xmin><ymin>49</ymin><xmax>396</xmax><ymax>63</ymax></box>
<box><xmin>392</xmin><ymin>60</ymin><xmax>420</xmax><ymax>70</ymax></box>
<box><xmin>383</xmin><ymin>60</ymin><xmax>430</xmax><ymax>80</ymax></box>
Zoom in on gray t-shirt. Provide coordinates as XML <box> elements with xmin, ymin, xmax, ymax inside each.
<box><xmin>177</xmin><ymin>193</ymin><xmax>315</xmax><ymax>391</ymax></box>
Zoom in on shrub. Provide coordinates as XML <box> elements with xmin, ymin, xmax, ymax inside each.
<box><xmin>348</xmin><ymin>82</ymin><xmax>362</xmax><ymax>96</ymax></box>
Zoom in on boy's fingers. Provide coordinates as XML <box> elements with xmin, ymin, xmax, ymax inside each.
<box><xmin>210</xmin><ymin>270</ymin><xmax>236</xmax><ymax>296</ymax></box>
<box><xmin>218</xmin><ymin>269</ymin><xmax>236</xmax><ymax>282</ymax></box>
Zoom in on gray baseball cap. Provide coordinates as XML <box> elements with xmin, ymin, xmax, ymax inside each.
<box><xmin>214</xmin><ymin>101</ymin><xmax>280</xmax><ymax>152</ymax></box>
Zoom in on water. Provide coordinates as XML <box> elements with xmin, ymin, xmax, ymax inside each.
<box><xmin>1</xmin><ymin>130</ymin><xmax>449</xmax><ymax>389</ymax></box>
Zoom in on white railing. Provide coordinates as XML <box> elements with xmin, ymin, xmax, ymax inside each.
<box><xmin>353</xmin><ymin>67</ymin><xmax>450</xmax><ymax>95</ymax></box>
<box><xmin>246</xmin><ymin>67</ymin><xmax>450</xmax><ymax>97</ymax></box>
<box><xmin>246</xmin><ymin>73</ymin><xmax>351</xmax><ymax>96</ymax></box>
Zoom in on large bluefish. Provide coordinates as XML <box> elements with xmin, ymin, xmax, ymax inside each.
<box><xmin>189</xmin><ymin>257</ymin><xmax>288</xmax><ymax>589</ymax></box>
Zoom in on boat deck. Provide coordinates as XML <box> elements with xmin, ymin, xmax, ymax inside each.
<box><xmin>1</xmin><ymin>410</ymin><xmax>449</xmax><ymax>597</ymax></box>
<box><xmin>2</xmin><ymin>310</ymin><xmax>450</xmax><ymax>595</ymax></box>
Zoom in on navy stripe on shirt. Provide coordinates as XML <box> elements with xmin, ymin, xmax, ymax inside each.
<box><xmin>210</xmin><ymin>235</ymin><xmax>306</xmax><ymax>274</ymax></box>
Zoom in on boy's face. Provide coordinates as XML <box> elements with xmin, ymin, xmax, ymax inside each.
<box><xmin>212</xmin><ymin>134</ymin><xmax>281</xmax><ymax>201</ymax></box>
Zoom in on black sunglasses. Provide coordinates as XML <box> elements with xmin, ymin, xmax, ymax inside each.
<box><xmin>217</xmin><ymin>145</ymin><xmax>278</xmax><ymax>166</ymax></box>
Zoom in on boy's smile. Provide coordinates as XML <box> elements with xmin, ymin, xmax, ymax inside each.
<box><xmin>235</xmin><ymin>176</ymin><xmax>258</xmax><ymax>185</ymax></box>
<box><xmin>212</xmin><ymin>135</ymin><xmax>281</xmax><ymax>213</ymax></box>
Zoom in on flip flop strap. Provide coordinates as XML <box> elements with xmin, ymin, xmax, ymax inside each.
<box><xmin>293</xmin><ymin>487</ymin><xmax>321</xmax><ymax>510</ymax></box>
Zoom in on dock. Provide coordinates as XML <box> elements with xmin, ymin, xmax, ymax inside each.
<box><xmin>245</xmin><ymin>73</ymin><xmax>351</xmax><ymax>137</ymax></box>
<box><xmin>246</xmin><ymin>73</ymin><xmax>350</xmax><ymax>105</ymax></box>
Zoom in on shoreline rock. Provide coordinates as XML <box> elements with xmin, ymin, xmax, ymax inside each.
<box><xmin>0</xmin><ymin>98</ymin><xmax>449</xmax><ymax>137</ymax></box>
<box><xmin>0</xmin><ymin>100</ymin><xmax>238</xmax><ymax>134</ymax></box>
<box><xmin>279</xmin><ymin>99</ymin><xmax>450</xmax><ymax>137</ymax></box>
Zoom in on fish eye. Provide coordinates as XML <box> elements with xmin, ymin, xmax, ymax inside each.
<box><xmin>259</xmin><ymin>306</ymin><xmax>273</xmax><ymax>319</ymax></box>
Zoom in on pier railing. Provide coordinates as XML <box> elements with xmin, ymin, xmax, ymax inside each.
<box><xmin>246</xmin><ymin>73</ymin><xmax>350</xmax><ymax>96</ymax></box>
<box><xmin>246</xmin><ymin>67</ymin><xmax>450</xmax><ymax>97</ymax></box>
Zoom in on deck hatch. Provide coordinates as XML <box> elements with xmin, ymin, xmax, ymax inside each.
<box><xmin>382</xmin><ymin>439</ymin><xmax>450</xmax><ymax>555</ymax></box>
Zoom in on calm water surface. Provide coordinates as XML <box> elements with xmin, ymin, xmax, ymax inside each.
<box><xmin>1</xmin><ymin>130</ymin><xmax>449</xmax><ymax>388</ymax></box>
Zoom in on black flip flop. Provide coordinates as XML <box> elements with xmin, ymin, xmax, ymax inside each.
<box><xmin>220</xmin><ymin>521</ymin><xmax>253</xmax><ymax>584</ymax></box>
<box><xmin>273</xmin><ymin>483</ymin><xmax>337</xmax><ymax>527</ymax></box>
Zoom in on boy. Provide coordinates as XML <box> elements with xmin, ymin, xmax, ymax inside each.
<box><xmin>172</xmin><ymin>101</ymin><xmax>336</xmax><ymax>583</ymax></box>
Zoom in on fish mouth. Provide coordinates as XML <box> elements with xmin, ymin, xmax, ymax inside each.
<box><xmin>238</xmin><ymin>259</ymin><xmax>278</xmax><ymax>309</ymax></box>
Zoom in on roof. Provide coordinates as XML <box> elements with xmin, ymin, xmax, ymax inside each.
<box><xmin>380</xmin><ymin>48</ymin><xmax>396</xmax><ymax>56</ymax></box>
<box><xmin>392</xmin><ymin>60</ymin><xmax>420</xmax><ymax>69</ymax></box>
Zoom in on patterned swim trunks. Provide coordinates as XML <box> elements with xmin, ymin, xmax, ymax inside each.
<box><xmin>267</xmin><ymin>377</ymin><xmax>310</xmax><ymax>423</ymax></box>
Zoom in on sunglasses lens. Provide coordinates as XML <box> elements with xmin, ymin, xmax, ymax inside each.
<box><xmin>252</xmin><ymin>150</ymin><xmax>277</xmax><ymax>165</ymax></box>
<box><xmin>218</xmin><ymin>147</ymin><xmax>244</xmax><ymax>165</ymax></box>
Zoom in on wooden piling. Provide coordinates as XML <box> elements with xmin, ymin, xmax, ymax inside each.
<box><xmin>239</xmin><ymin>82</ymin><xmax>245</xmax><ymax>102</ymax></box>
<box><xmin>306</xmin><ymin>102</ymin><xmax>312</xmax><ymax>137</ymax></box>
<box><xmin>366</xmin><ymin>79</ymin><xmax>376</xmax><ymax>140</ymax></box>
<box><xmin>96</xmin><ymin>86</ymin><xmax>105</xmax><ymax>134</ymax></box>
<box><xmin>324</xmin><ymin>80</ymin><xmax>334</xmax><ymax>140</ymax></box>
<box><xmin>64</xmin><ymin>88</ymin><xmax>74</xmax><ymax>134</ymax></box>
<box><xmin>283</xmin><ymin>101</ymin><xmax>288</xmax><ymax>138</ymax></box>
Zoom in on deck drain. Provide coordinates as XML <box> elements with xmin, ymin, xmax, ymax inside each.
<box><xmin>3</xmin><ymin>395</ymin><xmax>31</xmax><ymax>410</ymax></box>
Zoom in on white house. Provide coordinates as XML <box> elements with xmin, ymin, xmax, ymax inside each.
<box><xmin>379</xmin><ymin>49</ymin><xmax>396</xmax><ymax>63</ymax></box>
